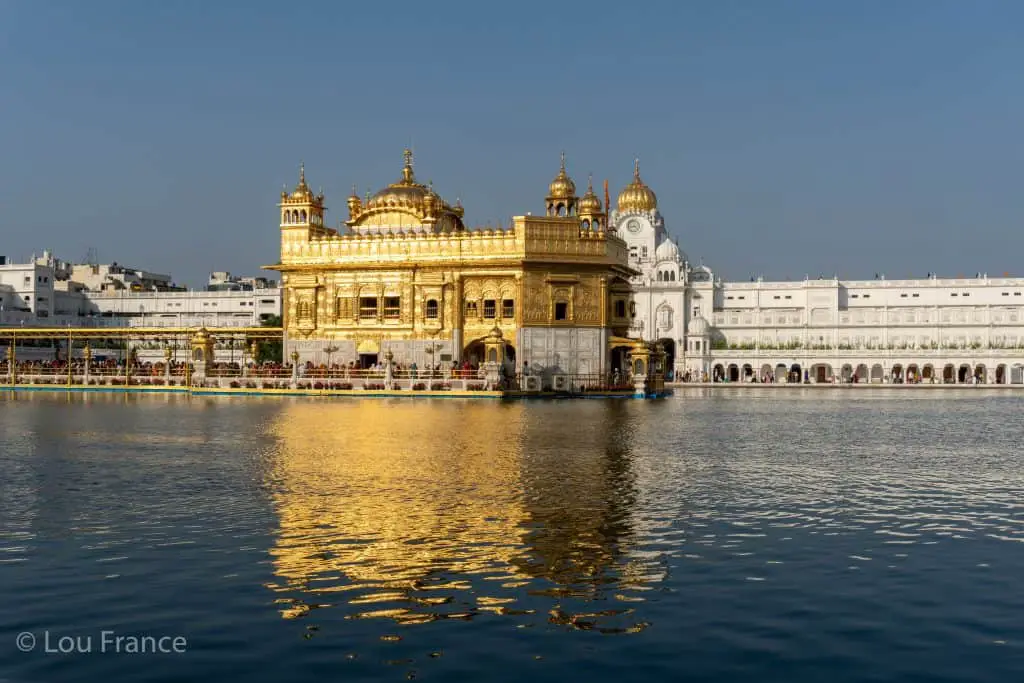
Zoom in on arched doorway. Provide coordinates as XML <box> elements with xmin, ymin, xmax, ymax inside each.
<box><xmin>841</xmin><ymin>364</ymin><xmax>853</xmax><ymax>383</ymax></box>
<box><xmin>906</xmin><ymin>363</ymin><xmax>919</xmax><ymax>383</ymax></box>
<box><xmin>790</xmin><ymin>363</ymin><xmax>802</xmax><ymax>383</ymax></box>
<box><xmin>922</xmin><ymin>364</ymin><xmax>934</xmax><ymax>382</ymax></box>
<box><xmin>855</xmin><ymin>364</ymin><xmax>869</xmax><ymax>383</ymax></box>
<box><xmin>996</xmin><ymin>364</ymin><xmax>1007</xmax><ymax>384</ymax></box>
<box><xmin>728</xmin><ymin>363</ymin><xmax>740</xmax><ymax>382</ymax></box>
<box><xmin>775</xmin><ymin>363</ymin><xmax>787</xmax><ymax>383</ymax></box>
<box><xmin>891</xmin><ymin>364</ymin><xmax>904</xmax><ymax>383</ymax></box>
<box><xmin>760</xmin><ymin>364</ymin><xmax>773</xmax><ymax>382</ymax></box>
<box><xmin>742</xmin><ymin>363</ymin><xmax>753</xmax><ymax>382</ymax></box>
<box><xmin>812</xmin><ymin>363</ymin><xmax>832</xmax><ymax>383</ymax></box>
<box><xmin>357</xmin><ymin>338</ymin><xmax>380</xmax><ymax>369</ymax></box>
<box><xmin>462</xmin><ymin>340</ymin><xmax>516</xmax><ymax>371</ymax></box>
<box><xmin>658</xmin><ymin>338</ymin><xmax>676</xmax><ymax>379</ymax></box>
<box><xmin>1012</xmin><ymin>364</ymin><xmax>1024</xmax><ymax>384</ymax></box>
<box><xmin>610</xmin><ymin>346</ymin><xmax>630</xmax><ymax>375</ymax></box>
<box><xmin>957</xmin><ymin>364</ymin><xmax>971</xmax><ymax>384</ymax></box>
<box><xmin>713</xmin><ymin>363</ymin><xmax>725</xmax><ymax>382</ymax></box>
<box><xmin>974</xmin><ymin>364</ymin><xmax>986</xmax><ymax>383</ymax></box>
<box><xmin>942</xmin><ymin>364</ymin><xmax>955</xmax><ymax>383</ymax></box>
<box><xmin>870</xmin><ymin>364</ymin><xmax>884</xmax><ymax>383</ymax></box>
<box><xmin>463</xmin><ymin>340</ymin><xmax>485</xmax><ymax>367</ymax></box>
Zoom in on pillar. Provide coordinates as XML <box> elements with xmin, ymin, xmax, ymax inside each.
<box><xmin>163</xmin><ymin>346</ymin><xmax>173</xmax><ymax>383</ymax></box>
<box><xmin>83</xmin><ymin>344</ymin><xmax>92</xmax><ymax>384</ymax></box>
<box><xmin>6</xmin><ymin>345</ymin><xmax>14</xmax><ymax>385</ymax></box>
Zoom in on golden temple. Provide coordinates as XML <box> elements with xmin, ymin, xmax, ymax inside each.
<box><xmin>267</xmin><ymin>150</ymin><xmax>646</xmax><ymax>377</ymax></box>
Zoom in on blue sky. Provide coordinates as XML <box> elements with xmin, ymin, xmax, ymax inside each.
<box><xmin>1</xmin><ymin>0</ymin><xmax>1022</xmax><ymax>286</ymax></box>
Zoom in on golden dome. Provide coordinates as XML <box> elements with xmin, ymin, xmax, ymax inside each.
<box><xmin>616</xmin><ymin>158</ymin><xmax>657</xmax><ymax>213</ymax></box>
<box><xmin>348</xmin><ymin>150</ymin><xmax>465</xmax><ymax>231</ymax></box>
<box><xmin>290</xmin><ymin>162</ymin><xmax>313</xmax><ymax>200</ymax></box>
<box><xmin>365</xmin><ymin>149</ymin><xmax>438</xmax><ymax>211</ymax></box>
<box><xmin>547</xmin><ymin>151</ymin><xmax>576</xmax><ymax>199</ymax></box>
<box><xmin>578</xmin><ymin>174</ymin><xmax>602</xmax><ymax>214</ymax></box>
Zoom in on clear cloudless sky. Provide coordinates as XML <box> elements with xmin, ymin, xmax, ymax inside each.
<box><xmin>1</xmin><ymin>0</ymin><xmax>1022</xmax><ymax>287</ymax></box>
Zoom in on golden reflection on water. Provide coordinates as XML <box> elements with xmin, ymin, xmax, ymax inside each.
<box><xmin>264</xmin><ymin>400</ymin><xmax>656</xmax><ymax>632</ymax></box>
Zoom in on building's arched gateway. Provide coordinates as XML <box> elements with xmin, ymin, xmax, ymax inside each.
<box><xmin>462</xmin><ymin>339</ymin><xmax>515</xmax><ymax>368</ymax></box>
<box><xmin>811</xmin><ymin>363</ymin><xmax>832</xmax><ymax>383</ymax></box>
<box><xmin>657</xmin><ymin>338</ymin><xmax>676</xmax><ymax>378</ymax></box>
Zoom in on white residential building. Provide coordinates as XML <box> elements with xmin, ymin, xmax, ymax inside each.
<box><xmin>0</xmin><ymin>252</ymin><xmax>281</xmax><ymax>330</ymax></box>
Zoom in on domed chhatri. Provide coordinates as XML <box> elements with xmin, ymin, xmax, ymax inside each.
<box><xmin>547</xmin><ymin>151</ymin><xmax>576</xmax><ymax>199</ymax></box>
<box><xmin>687</xmin><ymin>314</ymin><xmax>710</xmax><ymax>337</ymax></box>
<box><xmin>616</xmin><ymin>158</ymin><xmax>658</xmax><ymax>213</ymax></box>
<box><xmin>578</xmin><ymin>174</ymin><xmax>602</xmax><ymax>214</ymax></box>
<box><xmin>290</xmin><ymin>162</ymin><xmax>314</xmax><ymax>200</ymax></box>
<box><xmin>545</xmin><ymin>151</ymin><xmax>578</xmax><ymax>217</ymax></box>
<box><xmin>655</xmin><ymin>238</ymin><xmax>682</xmax><ymax>263</ymax></box>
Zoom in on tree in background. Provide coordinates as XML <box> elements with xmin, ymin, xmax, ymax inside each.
<box><xmin>256</xmin><ymin>315</ymin><xmax>283</xmax><ymax>364</ymax></box>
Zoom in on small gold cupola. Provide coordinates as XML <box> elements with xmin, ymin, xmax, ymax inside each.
<box><xmin>578</xmin><ymin>173</ymin><xmax>605</xmax><ymax>230</ymax></box>
<box><xmin>279</xmin><ymin>161</ymin><xmax>327</xmax><ymax>230</ymax></box>
<box><xmin>545</xmin><ymin>151</ymin><xmax>578</xmax><ymax>217</ymax></box>
<box><xmin>347</xmin><ymin>185</ymin><xmax>362</xmax><ymax>221</ymax></box>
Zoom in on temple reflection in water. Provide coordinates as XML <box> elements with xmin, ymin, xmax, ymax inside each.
<box><xmin>263</xmin><ymin>400</ymin><xmax>664</xmax><ymax>632</ymax></box>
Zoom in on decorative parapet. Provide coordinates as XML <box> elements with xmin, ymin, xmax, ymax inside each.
<box><xmin>279</xmin><ymin>215</ymin><xmax>628</xmax><ymax>268</ymax></box>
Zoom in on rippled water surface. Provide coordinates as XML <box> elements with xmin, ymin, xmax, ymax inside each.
<box><xmin>1</xmin><ymin>390</ymin><xmax>1023</xmax><ymax>682</ymax></box>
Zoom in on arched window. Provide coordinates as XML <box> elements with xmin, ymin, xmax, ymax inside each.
<box><xmin>581</xmin><ymin>219</ymin><xmax>590</xmax><ymax>230</ymax></box>
<box><xmin>425</xmin><ymin>299</ymin><xmax>439</xmax><ymax>319</ymax></box>
<box><xmin>300</xmin><ymin>210</ymin><xmax>307</xmax><ymax>222</ymax></box>
<box><xmin>670</xmin><ymin>271</ymin><xmax>676</xmax><ymax>281</ymax></box>
<box><xmin>556</xmin><ymin>204</ymin><xmax>565</xmax><ymax>217</ymax></box>
<box><xmin>657</xmin><ymin>271</ymin><xmax>663</xmax><ymax>281</ymax></box>
<box><xmin>282</xmin><ymin>211</ymin><xmax>290</xmax><ymax>224</ymax></box>
<box><xmin>292</xmin><ymin>210</ymin><xmax>299</xmax><ymax>223</ymax></box>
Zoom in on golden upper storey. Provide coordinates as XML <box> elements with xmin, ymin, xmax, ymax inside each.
<box><xmin>270</xmin><ymin>150</ymin><xmax>637</xmax><ymax>279</ymax></box>
<box><xmin>277</xmin><ymin>215</ymin><xmax>630</xmax><ymax>272</ymax></box>
<box><xmin>616</xmin><ymin>159</ymin><xmax>657</xmax><ymax>213</ymax></box>
<box><xmin>345</xmin><ymin>149</ymin><xmax>465</xmax><ymax>233</ymax></box>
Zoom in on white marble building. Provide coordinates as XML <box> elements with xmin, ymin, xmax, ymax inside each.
<box><xmin>0</xmin><ymin>251</ymin><xmax>281</xmax><ymax>330</ymax></box>
<box><xmin>610</xmin><ymin>163</ymin><xmax>1024</xmax><ymax>385</ymax></box>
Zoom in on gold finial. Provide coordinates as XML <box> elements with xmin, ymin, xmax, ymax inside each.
<box><xmin>401</xmin><ymin>148</ymin><xmax>414</xmax><ymax>183</ymax></box>
<box><xmin>299</xmin><ymin>161</ymin><xmax>306</xmax><ymax>185</ymax></box>
<box><xmin>587</xmin><ymin>173</ymin><xmax>594</xmax><ymax>192</ymax></box>
<box><xmin>633</xmin><ymin>157</ymin><xmax>640</xmax><ymax>180</ymax></box>
<box><xmin>560</xmin><ymin>150</ymin><xmax>566</xmax><ymax>172</ymax></box>
<box><xmin>351</xmin><ymin>184</ymin><xmax>358</xmax><ymax>197</ymax></box>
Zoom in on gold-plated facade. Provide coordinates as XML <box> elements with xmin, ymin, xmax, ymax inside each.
<box><xmin>267</xmin><ymin>151</ymin><xmax>638</xmax><ymax>372</ymax></box>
